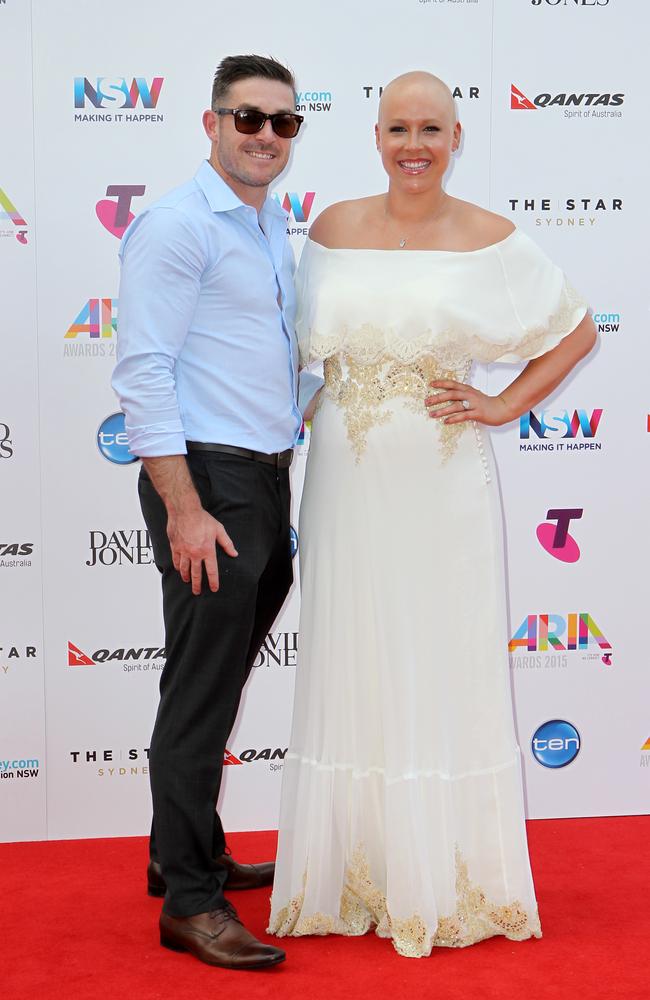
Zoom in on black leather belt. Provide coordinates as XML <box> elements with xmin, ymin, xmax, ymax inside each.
<box><xmin>186</xmin><ymin>441</ymin><xmax>293</xmax><ymax>468</ymax></box>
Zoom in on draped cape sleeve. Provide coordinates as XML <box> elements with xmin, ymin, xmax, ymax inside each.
<box><xmin>294</xmin><ymin>231</ymin><xmax>588</xmax><ymax>368</ymax></box>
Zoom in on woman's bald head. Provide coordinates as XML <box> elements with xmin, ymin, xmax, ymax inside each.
<box><xmin>378</xmin><ymin>72</ymin><xmax>457</xmax><ymax>127</ymax></box>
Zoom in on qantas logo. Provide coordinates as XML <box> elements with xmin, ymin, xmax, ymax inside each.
<box><xmin>511</xmin><ymin>83</ymin><xmax>624</xmax><ymax>109</ymax></box>
<box><xmin>223</xmin><ymin>748</ymin><xmax>286</xmax><ymax>765</ymax></box>
<box><xmin>67</xmin><ymin>640</ymin><xmax>164</xmax><ymax>666</ymax></box>
<box><xmin>68</xmin><ymin>642</ymin><xmax>94</xmax><ymax>666</ymax></box>
<box><xmin>511</xmin><ymin>85</ymin><xmax>537</xmax><ymax>110</ymax></box>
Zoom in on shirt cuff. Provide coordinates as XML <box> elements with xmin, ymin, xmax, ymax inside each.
<box><xmin>125</xmin><ymin>424</ymin><xmax>187</xmax><ymax>458</ymax></box>
<box><xmin>298</xmin><ymin>369</ymin><xmax>324</xmax><ymax>416</ymax></box>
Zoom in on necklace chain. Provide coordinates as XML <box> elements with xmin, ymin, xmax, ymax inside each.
<box><xmin>386</xmin><ymin>194</ymin><xmax>448</xmax><ymax>249</ymax></box>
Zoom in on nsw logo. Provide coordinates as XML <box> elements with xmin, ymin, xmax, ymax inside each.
<box><xmin>274</xmin><ymin>192</ymin><xmax>316</xmax><ymax>237</ymax></box>
<box><xmin>531</xmin><ymin>720</ymin><xmax>581</xmax><ymax>768</ymax></box>
<box><xmin>276</xmin><ymin>192</ymin><xmax>315</xmax><ymax>223</ymax></box>
<box><xmin>96</xmin><ymin>185</ymin><xmax>145</xmax><ymax>239</ymax></box>
<box><xmin>97</xmin><ymin>413</ymin><xmax>137</xmax><ymax>465</ymax></box>
<box><xmin>536</xmin><ymin>508</ymin><xmax>583</xmax><ymax>562</ymax></box>
<box><xmin>74</xmin><ymin>77</ymin><xmax>163</xmax><ymax>110</ymax></box>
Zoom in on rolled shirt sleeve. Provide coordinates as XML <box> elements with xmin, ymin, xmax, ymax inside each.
<box><xmin>112</xmin><ymin>207</ymin><xmax>207</xmax><ymax>457</ymax></box>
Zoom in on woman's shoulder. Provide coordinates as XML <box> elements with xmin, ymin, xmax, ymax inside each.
<box><xmin>308</xmin><ymin>196</ymin><xmax>382</xmax><ymax>248</ymax></box>
<box><xmin>450</xmin><ymin>199</ymin><xmax>516</xmax><ymax>250</ymax></box>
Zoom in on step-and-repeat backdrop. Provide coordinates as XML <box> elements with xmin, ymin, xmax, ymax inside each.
<box><xmin>2</xmin><ymin>0</ymin><xmax>648</xmax><ymax>842</ymax></box>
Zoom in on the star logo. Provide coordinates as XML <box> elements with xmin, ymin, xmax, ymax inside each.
<box><xmin>642</xmin><ymin>737</ymin><xmax>650</xmax><ymax>751</ymax></box>
<box><xmin>511</xmin><ymin>84</ymin><xmax>536</xmax><ymax>110</ymax></box>
<box><xmin>68</xmin><ymin>641</ymin><xmax>94</xmax><ymax>666</ymax></box>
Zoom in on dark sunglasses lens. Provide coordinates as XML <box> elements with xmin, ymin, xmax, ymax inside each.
<box><xmin>272</xmin><ymin>114</ymin><xmax>301</xmax><ymax>138</ymax></box>
<box><xmin>233</xmin><ymin>110</ymin><xmax>265</xmax><ymax>134</ymax></box>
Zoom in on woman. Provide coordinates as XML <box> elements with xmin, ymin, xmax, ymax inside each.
<box><xmin>268</xmin><ymin>71</ymin><xmax>596</xmax><ymax>958</ymax></box>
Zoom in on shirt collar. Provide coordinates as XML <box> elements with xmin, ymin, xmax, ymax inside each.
<box><xmin>195</xmin><ymin>160</ymin><xmax>288</xmax><ymax>223</ymax></box>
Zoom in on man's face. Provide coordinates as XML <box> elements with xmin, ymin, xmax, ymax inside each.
<box><xmin>207</xmin><ymin>77</ymin><xmax>296</xmax><ymax>194</ymax></box>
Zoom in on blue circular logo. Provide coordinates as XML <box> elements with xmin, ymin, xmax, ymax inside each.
<box><xmin>531</xmin><ymin>720</ymin><xmax>581</xmax><ymax>769</ymax></box>
<box><xmin>97</xmin><ymin>412</ymin><xmax>136</xmax><ymax>465</ymax></box>
<box><xmin>289</xmin><ymin>525</ymin><xmax>298</xmax><ymax>559</ymax></box>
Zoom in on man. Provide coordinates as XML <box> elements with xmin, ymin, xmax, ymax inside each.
<box><xmin>112</xmin><ymin>54</ymin><xmax>306</xmax><ymax>971</ymax></box>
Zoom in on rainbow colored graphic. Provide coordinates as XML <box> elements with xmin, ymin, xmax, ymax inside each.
<box><xmin>0</xmin><ymin>188</ymin><xmax>28</xmax><ymax>243</ymax></box>
<box><xmin>642</xmin><ymin>737</ymin><xmax>650</xmax><ymax>751</ymax></box>
<box><xmin>276</xmin><ymin>192</ymin><xmax>316</xmax><ymax>224</ymax></box>
<box><xmin>74</xmin><ymin>77</ymin><xmax>164</xmax><ymax>110</ymax></box>
<box><xmin>509</xmin><ymin>613</ymin><xmax>611</xmax><ymax>653</ymax></box>
<box><xmin>66</xmin><ymin>299</ymin><xmax>118</xmax><ymax>339</ymax></box>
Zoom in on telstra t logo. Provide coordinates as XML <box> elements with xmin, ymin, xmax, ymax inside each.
<box><xmin>96</xmin><ymin>185</ymin><xmax>145</xmax><ymax>239</ymax></box>
<box><xmin>536</xmin><ymin>508</ymin><xmax>583</xmax><ymax>563</ymax></box>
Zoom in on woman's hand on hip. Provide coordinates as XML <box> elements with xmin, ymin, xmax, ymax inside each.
<box><xmin>425</xmin><ymin>380</ymin><xmax>516</xmax><ymax>427</ymax></box>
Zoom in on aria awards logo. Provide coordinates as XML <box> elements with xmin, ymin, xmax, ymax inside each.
<box><xmin>0</xmin><ymin>187</ymin><xmax>28</xmax><ymax>244</ymax></box>
<box><xmin>509</xmin><ymin>613</ymin><xmax>612</xmax><ymax>668</ymax></box>
<box><xmin>64</xmin><ymin>299</ymin><xmax>118</xmax><ymax>359</ymax></box>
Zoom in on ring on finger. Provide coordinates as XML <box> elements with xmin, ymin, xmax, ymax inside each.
<box><xmin>461</xmin><ymin>399</ymin><xmax>471</xmax><ymax>410</ymax></box>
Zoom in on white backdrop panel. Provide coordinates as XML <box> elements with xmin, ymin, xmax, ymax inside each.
<box><xmin>2</xmin><ymin>0</ymin><xmax>648</xmax><ymax>842</ymax></box>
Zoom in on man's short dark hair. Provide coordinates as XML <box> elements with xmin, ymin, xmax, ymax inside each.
<box><xmin>212</xmin><ymin>55</ymin><xmax>296</xmax><ymax>108</ymax></box>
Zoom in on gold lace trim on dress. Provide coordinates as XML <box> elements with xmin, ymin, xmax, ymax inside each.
<box><xmin>323</xmin><ymin>353</ymin><xmax>472</xmax><ymax>463</ymax></box>
<box><xmin>301</xmin><ymin>278</ymin><xmax>586</xmax><ymax>367</ymax></box>
<box><xmin>268</xmin><ymin>845</ymin><xmax>542</xmax><ymax>959</ymax></box>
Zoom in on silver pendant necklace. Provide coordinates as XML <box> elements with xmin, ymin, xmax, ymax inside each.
<box><xmin>393</xmin><ymin>193</ymin><xmax>448</xmax><ymax>249</ymax></box>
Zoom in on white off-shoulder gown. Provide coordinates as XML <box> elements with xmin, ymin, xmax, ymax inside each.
<box><xmin>268</xmin><ymin>231</ymin><xmax>587</xmax><ymax>957</ymax></box>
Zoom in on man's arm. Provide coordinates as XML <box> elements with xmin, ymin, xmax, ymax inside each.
<box><xmin>142</xmin><ymin>456</ymin><xmax>237</xmax><ymax>595</ymax></box>
<box><xmin>113</xmin><ymin>208</ymin><xmax>237</xmax><ymax>594</ymax></box>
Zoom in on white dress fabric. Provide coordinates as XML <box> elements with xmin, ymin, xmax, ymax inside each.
<box><xmin>268</xmin><ymin>230</ymin><xmax>587</xmax><ymax>958</ymax></box>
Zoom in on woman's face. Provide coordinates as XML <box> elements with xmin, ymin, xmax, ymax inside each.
<box><xmin>375</xmin><ymin>79</ymin><xmax>461</xmax><ymax>192</ymax></box>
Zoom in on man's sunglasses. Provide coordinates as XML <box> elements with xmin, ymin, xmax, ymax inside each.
<box><xmin>216</xmin><ymin>107</ymin><xmax>304</xmax><ymax>139</ymax></box>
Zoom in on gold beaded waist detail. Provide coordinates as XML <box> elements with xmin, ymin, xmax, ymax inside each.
<box><xmin>322</xmin><ymin>353</ymin><xmax>473</xmax><ymax>463</ymax></box>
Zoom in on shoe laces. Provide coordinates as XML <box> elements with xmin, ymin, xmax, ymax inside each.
<box><xmin>208</xmin><ymin>904</ymin><xmax>242</xmax><ymax>926</ymax></box>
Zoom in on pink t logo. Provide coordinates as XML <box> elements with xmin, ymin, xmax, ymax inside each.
<box><xmin>536</xmin><ymin>508</ymin><xmax>583</xmax><ymax>563</ymax></box>
<box><xmin>96</xmin><ymin>185</ymin><xmax>146</xmax><ymax>238</ymax></box>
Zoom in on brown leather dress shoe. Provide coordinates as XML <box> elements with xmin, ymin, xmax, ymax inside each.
<box><xmin>160</xmin><ymin>906</ymin><xmax>285</xmax><ymax>970</ymax></box>
<box><xmin>147</xmin><ymin>854</ymin><xmax>275</xmax><ymax>897</ymax></box>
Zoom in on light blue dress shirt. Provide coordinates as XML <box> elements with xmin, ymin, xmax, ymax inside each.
<box><xmin>112</xmin><ymin>160</ymin><xmax>304</xmax><ymax>457</ymax></box>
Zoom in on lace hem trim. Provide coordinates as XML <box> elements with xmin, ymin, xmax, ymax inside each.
<box><xmin>268</xmin><ymin>845</ymin><xmax>542</xmax><ymax>958</ymax></box>
<box><xmin>284</xmin><ymin>751</ymin><xmax>521</xmax><ymax>783</ymax></box>
<box><xmin>301</xmin><ymin>278</ymin><xmax>586</xmax><ymax>367</ymax></box>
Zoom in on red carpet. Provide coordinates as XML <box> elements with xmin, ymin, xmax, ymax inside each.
<box><xmin>2</xmin><ymin>817</ymin><xmax>648</xmax><ymax>1000</ymax></box>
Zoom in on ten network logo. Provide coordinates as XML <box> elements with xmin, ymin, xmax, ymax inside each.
<box><xmin>0</xmin><ymin>187</ymin><xmax>28</xmax><ymax>244</ymax></box>
<box><xmin>96</xmin><ymin>185</ymin><xmax>146</xmax><ymax>239</ymax></box>
<box><xmin>511</xmin><ymin>83</ymin><xmax>623</xmax><ymax>117</ymax></box>
<box><xmin>74</xmin><ymin>77</ymin><xmax>164</xmax><ymax>123</ymax></box>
